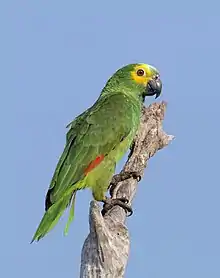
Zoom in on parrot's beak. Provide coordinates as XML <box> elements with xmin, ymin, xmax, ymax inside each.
<box><xmin>145</xmin><ymin>75</ymin><xmax>162</xmax><ymax>99</ymax></box>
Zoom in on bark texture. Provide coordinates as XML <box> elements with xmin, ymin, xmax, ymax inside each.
<box><xmin>80</xmin><ymin>102</ymin><xmax>174</xmax><ymax>278</ymax></box>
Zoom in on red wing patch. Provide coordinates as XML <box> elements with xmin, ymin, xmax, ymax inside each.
<box><xmin>84</xmin><ymin>155</ymin><xmax>105</xmax><ymax>175</ymax></box>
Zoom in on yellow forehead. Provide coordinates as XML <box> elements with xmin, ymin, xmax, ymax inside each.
<box><xmin>131</xmin><ymin>64</ymin><xmax>153</xmax><ymax>85</ymax></box>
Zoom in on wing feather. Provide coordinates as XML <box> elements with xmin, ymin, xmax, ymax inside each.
<box><xmin>46</xmin><ymin>93</ymin><xmax>138</xmax><ymax>208</ymax></box>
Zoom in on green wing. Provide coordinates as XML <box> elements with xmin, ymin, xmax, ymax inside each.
<box><xmin>46</xmin><ymin>93</ymin><xmax>137</xmax><ymax>209</ymax></box>
<box><xmin>31</xmin><ymin>93</ymin><xmax>140</xmax><ymax>242</ymax></box>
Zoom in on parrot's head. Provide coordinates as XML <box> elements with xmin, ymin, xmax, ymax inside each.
<box><xmin>104</xmin><ymin>63</ymin><xmax>162</xmax><ymax>100</ymax></box>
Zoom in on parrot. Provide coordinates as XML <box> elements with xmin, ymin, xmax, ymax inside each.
<box><xmin>31</xmin><ymin>63</ymin><xmax>162</xmax><ymax>242</ymax></box>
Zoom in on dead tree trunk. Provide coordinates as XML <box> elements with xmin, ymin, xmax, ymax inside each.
<box><xmin>80</xmin><ymin>102</ymin><xmax>174</xmax><ymax>278</ymax></box>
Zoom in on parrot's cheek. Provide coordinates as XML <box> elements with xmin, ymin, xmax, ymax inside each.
<box><xmin>145</xmin><ymin>78</ymin><xmax>162</xmax><ymax>99</ymax></box>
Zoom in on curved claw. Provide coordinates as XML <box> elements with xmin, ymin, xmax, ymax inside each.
<box><xmin>130</xmin><ymin>171</ymin><xmax>141</xmax><ymax>182</ymax></box>
<box><xmin>102</xmin><ymin>197</ymin><xmax>133</xmax><ymax>217</ymax></box>
<box><xmin>109</xmin><ymin>171</ymin><xmax>142</xmax><ymax>197</ymax></box>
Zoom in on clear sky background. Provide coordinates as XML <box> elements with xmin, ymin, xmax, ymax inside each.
<box><xmin>1</xmin><ymin>0</ymin><xmax>220</xmax><ymax>277</ymax></box>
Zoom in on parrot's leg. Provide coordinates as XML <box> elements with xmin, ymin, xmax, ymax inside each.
<box><xmin>109</xmin><ymin>171</ymin><xmax>141</xmax><ymax>197</ymax></box>
<box><xmin>101</xmin><ymin>197</ymin><xmax>133</xmax><ymax>216</ymax></box>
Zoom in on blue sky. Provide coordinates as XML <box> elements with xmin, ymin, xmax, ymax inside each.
<box><xmin>1</xmin><ymin>0</ymin><xmax>220</xmax><ymax>277</ymax></box>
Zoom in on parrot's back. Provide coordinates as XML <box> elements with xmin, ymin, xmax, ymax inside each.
<box><xmin>31</xmin><ymin>91</ymin><xmax>142</xmax><ymax>242</ymax></box>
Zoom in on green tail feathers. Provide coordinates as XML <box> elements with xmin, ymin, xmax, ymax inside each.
<box><xmin>64</xmin><ymin>192</ymin><xmax>76</xmax><ymax>236</ymax></box>
<box><xmin>31</xmin><ymin>191</ymin><xmax>76</xmax><ymax>243</ymax></box>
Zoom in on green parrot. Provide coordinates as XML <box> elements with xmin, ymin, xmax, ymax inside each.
<box><xmin>31</xmin><ymin>63</ymin><xmax>162</xmax><ymax>242</ymax></box>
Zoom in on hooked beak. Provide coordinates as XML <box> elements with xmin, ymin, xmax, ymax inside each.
<box><xmin>145</xmin><ymin>75</ymin><xmax>162</xmax><ymax>99</ymax></box>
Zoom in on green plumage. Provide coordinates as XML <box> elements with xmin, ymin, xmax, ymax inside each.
<box><xmin>31</xmin><ymin>63</ymin><xmax>161</xmax><ymax>242</ymax></box>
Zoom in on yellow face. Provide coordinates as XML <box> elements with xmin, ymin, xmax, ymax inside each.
<box><xmin>130</xmin><ymin>64</ymin><xmax>159</xmax><ymax>87</ymax></box>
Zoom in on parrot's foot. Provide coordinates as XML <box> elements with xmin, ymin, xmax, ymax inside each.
<box><xmin>109</xmin><ymin>171</ymin><xmax>141</xmax><ymax>197</ymax></box>
<box><xmin>102</xmin><ymin>197</ymin><xmax>133</xmax><ymax>216</ymax></box>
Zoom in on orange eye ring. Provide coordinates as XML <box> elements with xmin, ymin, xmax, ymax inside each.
<box><xmin>136</xmin><ymin>69</ymin><xmax>145</xmax><ymax>76</ymax></box>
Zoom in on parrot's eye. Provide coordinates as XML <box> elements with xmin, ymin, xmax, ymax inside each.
<box><xmin>136</xmin><ymin>69</ymin><xmax>145</xmax><ymax>76</ymax></box>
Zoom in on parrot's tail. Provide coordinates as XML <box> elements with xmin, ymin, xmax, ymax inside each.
<box><xmin>31</xmin><ymin>190</ymin><xmax>77</xmax><ymax>243</ymax></box>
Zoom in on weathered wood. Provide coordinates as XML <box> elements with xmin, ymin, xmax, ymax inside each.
<box><xmin>80</xmin><ymin>102</ymin><xmax>174</xmax><ymax>278</ymax></box>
